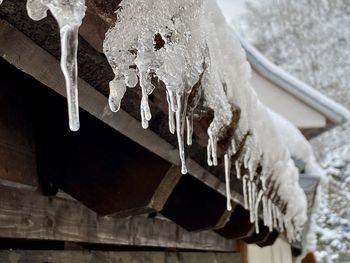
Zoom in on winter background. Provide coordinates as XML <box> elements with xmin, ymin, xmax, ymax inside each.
<box><xmin>217</xmin><ymin>0</ymin><xmax>350</xmax><ymax>262</ymax></box>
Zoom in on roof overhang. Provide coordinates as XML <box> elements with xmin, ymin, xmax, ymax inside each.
<box><xmin>241</xmin><ymin>39</ymin><xmax>350</xmax><ymax>138</ymax></box>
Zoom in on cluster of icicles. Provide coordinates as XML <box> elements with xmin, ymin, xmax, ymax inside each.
<box><xmin>5</xmin><ymin>0</ymin><xmax>308</xmax><ymax>242</ymax></box>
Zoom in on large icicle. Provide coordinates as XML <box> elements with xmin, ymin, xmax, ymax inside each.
<box><xmin>26</xmin><ymin>0</ymin><xmax>86</xmax><ymax>131</ymax></box>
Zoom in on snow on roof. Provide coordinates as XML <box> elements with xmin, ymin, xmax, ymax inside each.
<box><xmin>242</xmin><ymin>39</ymin><xmax>350</xmax><ymax>126</ymax></box>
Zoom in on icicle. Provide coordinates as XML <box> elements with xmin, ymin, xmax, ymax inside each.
<box><xmin>262</xmin><ymin>195</ymin><xmax>268</xmax><ymax>225</ymax></box>
<box><xmin>248</xmin><ymin>180</ymin><xmax>253</xmax><ymax>223</ymax></box>
<box><xmin>166</xmin><ymin>91</ymin><xmax>176</xmax><ymax>134</ymax></box>
<box><xmin>272</xmin><ymin>204</ymin><xmax>278</xmax><ymax>228</ymax></box>
<box><xmin>244</xmin><ymin>149</ymin><xmax>250</xmax><ymax>169</ymax></box>
<box><xmin>207</xmin><ymin>139</ymin><xmax>213</xmax><ymax>166</ymax></box>
<box><xmin>108</xmin><ymin>77</ymin><xmax>127</xmax><ymax>112</ymax></box>
<box><xmin>207</xmin><ymin>130</ymin><xmax>218</xmax><ymax>166</ymax></box>
<box><xmin>27</xmin><ymin>0</ymin><xmax>86</xmax><ymax>132</ymax></box>
<box><xmin>186</xmin><ymin>80</ymin><xmax>201</xmax><ymax>146</ymax></box>
<box><xmin>254</xmin><ymin>190</ymin><xmax>263</xmax><ymax>234</ymax></box>
<box><xmin>230</xmin><ymin>139</ymin><xmax>236</xmax><ymax>154</ymax></box>
<box><xmin>277</xmin><ymin>207</ymin><xmax>284</xmax><ymax>231</ymax></box>
<box><xmin>251</xmin><ymin>181</ymin><xmax>256</xmax><ymax>222</ymax></box>
<box><xmin>235</xmin><ymin>160</ymin><xmax>241</xmax><ymax>179</ymax></box>
<box><xmin>175</xmin><ymin>92</ymin><xmax>189</xmax><ymax>174</ymax></box>
<box><xmin>243</xmin><ymin>175</ymin><xmax>249</xmax><ymax>209</ymax></box>
<box><xmin>186</xmin><ymin>112</ymin><xmax>194</xmax><ymax>146</ymax></box>
<box><xmin>167</xmin><ymin>90</ymin><xmax>178</xmax><ymax>112</ymax></box>
<box><xmin>124</xmin><ymin>68</ymin><xmax>138</xmax><ymax>88</ymax></box>
<box><xmin>212</xmin><ymin>137</ymin><xmax>218</xmax><ymax>166</ymax></box>
<box><xmin>224</xmin><ymin>153</ymin><xmax>232</xmax><ymax>211</ymax></box>
<box><xmin>267</xmin><ymin>198</ymin><xmax>273</xmax><ymax>231</ymax></box>
<box><xmin>137</xmin><ymin>67</ymin><xmax>154</xmax><ymax>129</ymax></box>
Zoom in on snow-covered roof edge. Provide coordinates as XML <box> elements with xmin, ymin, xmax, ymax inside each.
<box><xmin>241</xmin><ymin>39</ymin><xmax>350</xmax><ymax>126</ymax></box>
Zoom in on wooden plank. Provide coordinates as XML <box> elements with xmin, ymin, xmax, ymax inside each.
<box><xmin>0</xmin><ymin>182</ymin><xmax>234</xmax><ymax>251</ymax></box>
<box><xmin>0</xmin><ymin>62</ymin><xmax>38</xmax><ymax>186</ymax></box>
<box><xmin>0</xmin><ymin>57</ymin><xmax>181</xmax><ymax>217</ymax></box>
<box><xmin>256</xmin><ymin>230</ymin><xmax>279</xmax><ymax>248</ymax></box>
<box><xmin>0</xmin><ymin>250</ymin><xmax>241</xmax><ymax>263</ymax></box>
<box><xmin>0</xmin><ymin>19</ymin><xmax>244</xmax><ymax>208</ymax></box>
<box><xmin>242</xmin><ymin>222</ymin><xmax>271</xmax><ymax>244</ymax></box>
<box><xmin>161</xmin><ymin>174</ymin><xmax>231</xmax><ymax>232</ymax></box>
<box><xmin>32</xmin><ymin>86</ymin><xmax>180</xmax><ymax>216</ymax></box>
<box><xmin>215</xmin><ymin>205</ymin><xmax>255</xmax><ymax>240</ymax></box>
<box><xmin>237</xmin><ymin>241</ymin><xmax>249</xmax><ymax>263</ymax></box>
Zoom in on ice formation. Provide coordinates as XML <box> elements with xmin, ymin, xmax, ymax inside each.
<box><xmin>103</xmin><ymin>0</ymin><xmax>308</xmax><ymax>240</ymax></box>
<box><xmin>26</xmin><ymin>0</ymin><xmax>86</xmax><ymax>131</ymax></box>
<box><xmin>10</xmin><ymin>0</ymin><xmax>312</xmax><ymax>241</ymax></box>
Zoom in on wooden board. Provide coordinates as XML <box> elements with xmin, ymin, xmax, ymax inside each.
<box><xmin>161</xmin><ymin>174</ymin><xmax>231</xmax><ymax>232</ymax></box>
<box><xmin>0</xmin><ymin>251</ymin><xmax>241</xmax><ymax>263</ymax></box>
<box><xmin>215</xmin><ymin>205</ymin><xmax>255</xmax><ymax>240</ymax></box>
<box><xmin>0</xmin><ymin>181</ymin><xmax>235</xmax><ymax>251</ymax></box>
<box><xmin>0</xmin><ymin>59</ymin><xmax>38</xmax><ymax>186</ymax></box>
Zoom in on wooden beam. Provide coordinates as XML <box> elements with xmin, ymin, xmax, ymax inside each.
<box><xmin>0</xmin><ymin>56</ymin><xmax>182</xmax><ymax>217</ymax></box>
<box><xmin>256</xmin><ymin>230</ymin><xmax>279</xmax><ymax>248</ymax></box>
<box><xmin>0</xmin><ymin>18</ymin><xmax>244</xmax><ymax>209</ymax></box>
<box><xmin>242</xmin><ymin>222</ymin><xmax>271</xmax><ymax>244</ymax></box>
<box><xmin>0</xmin><ymin>182</ymin><xmax>234</xmax><ymax>251</ymax></box>
<box><xmin>32</xmin><ymin>85</ymin><xmax>181</xmax><ymax>216</ymax></box>
<box><xmin>0</xmin><ymin>250</ymin><xmax>241</xmax><ymax>263</ymax></box>
<box><xmin>0</xmin><ymin>69</ymin><xmax>38</xmax><ymax>186</ymax></box>
<box><xmin>161</xmin><ymin>174</ymin><xmax>231</xmax><ymax>232</ymax></box>
<box><xmin>215</xmin><ymin>205</ymin><xmax>255</xmax><ymax>239</ymax></box>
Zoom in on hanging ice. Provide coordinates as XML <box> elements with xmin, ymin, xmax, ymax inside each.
<box><xmin>26</xmin><ymin>0</ymin><xmax>86</xmax><ymax>131</ymax></box>
<box><xmin>104</xmin><ymin>0</ymin><xmax>206</xmax><ymax>174</ymax></box>
<box><xmin>224</xmin><ymin>153</ymin><xmax>232</xmax><ymax>211</ymax></box>
<box><xmin>101</xmin><ymin>0</ymin><xmax>309</xmax><ymax>239</ymax></box>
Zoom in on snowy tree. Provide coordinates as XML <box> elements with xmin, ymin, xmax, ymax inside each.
<box><xmin>240</xmin><ymin>0</ymin><xmax>350</xmax><ymax>262</ymax></box>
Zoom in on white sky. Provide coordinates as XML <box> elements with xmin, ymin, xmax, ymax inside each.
<box><xmin>216</xmin><ymin>0</ymin><xmax>247</xmax><ymax>23</ymax></box>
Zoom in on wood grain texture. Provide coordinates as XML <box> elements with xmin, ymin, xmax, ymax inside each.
<box><xmin>0</xmin><ymin>60</ymin><xmax>38</xmax><ymax>186</ymax></box>
<box><xmin>0</xmin><ymin>182</ymin><xmax>234</xmax><ymax>251</ymax></box>
<box><xmin>0</xmin><ymin>251</ymin><xmax>241</xmax><ymax>263</ymax></box>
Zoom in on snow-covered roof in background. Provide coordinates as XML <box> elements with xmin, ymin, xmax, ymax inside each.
<box><xmin>241</xmin><ymin>39</ymin><xmax>350</xmax><ymax>126</ymax></box>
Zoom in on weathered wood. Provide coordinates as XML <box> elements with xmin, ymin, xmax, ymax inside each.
<box><xmin>0</xmin><ymin>51</ymin><xmax>181</xmax><ymax>217</ymax></box>
<box><xmin>0</xmin><ymin>250</ymin><xmax>241</xmax><ymax>263</ymax></box>
<box><xmin>256</xmin><ymin>230</ymin><xmax>279</xmax><ymax>248</ymax></box>
<box><xmin>0</xmin><ymin>63</ymin><xmax>38</xmax><ymax>186</ymax></box>
<box><xmin>0</xmin><ymin>18</ymin><xmax>244</xmax><ymax>208</ymax></box>
<box><xmin>237</xmin><ymin>241</ymin><xmax>249</xmax><ymax>263</ymax></box>
<box><xmin>0</xmin><ymin>182</ymin><xmax>234</xmax><ymax>251</ymax></box>
<box><xmin>32</xmin><ymin>85</ymin><xmax>180</xmax><ymax>216</ymax></box>
<box><xmin>242</xmin><ymin>222</ymin><xmax>271</xmax><ymax>244</ymax></box>
<box><xmin>161</xmin><ymin>174</ymin><xmax>231</xmax><ymax>232</ymax></box>
<box><xmin>215</xmin><ymin>205</ymin><xmax>255</xmax><ymax>240</ymax></box>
